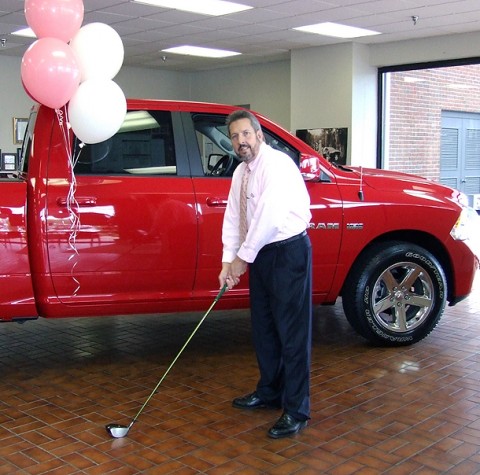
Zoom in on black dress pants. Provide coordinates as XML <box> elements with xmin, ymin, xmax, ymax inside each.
<box><xmin>249</xmin><ymin>232</ymin><xmax>312</xmax><ymax>421</ymax></box>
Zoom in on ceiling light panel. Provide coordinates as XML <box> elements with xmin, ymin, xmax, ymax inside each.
<box><xmin>133</xmin><ymin>0</ymin><xmax>252</xmax><ymax>16</ymax></box>
<box><xmin>12</xmin><ymin>27</ymin><xmax>36</xmax><ymax>38</ymax></box>
<box><xmin>294</xmin><ymin>22</ymin><xmax>381</xmax><ymax>39</ymax></box>
<box><xmin>162</xmin><ymin>45</ymin><xmax>241</xmax><ymax>58</ymax></box>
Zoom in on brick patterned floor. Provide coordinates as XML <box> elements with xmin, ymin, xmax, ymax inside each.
<box><xmin>0</xmin><ymin>276</ymin><xmax>479</xmax><ymax>474</ymax></box>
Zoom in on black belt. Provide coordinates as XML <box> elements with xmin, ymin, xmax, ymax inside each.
<box><xmin>260</xmin><ymin>230</ymin><xmax>307</xmax><ymax>251</ymax></box>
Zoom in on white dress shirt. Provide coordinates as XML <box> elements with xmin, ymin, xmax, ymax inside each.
<box><xmin>222</xmin><ymin>142</ymin><xmax>311</xmax><ymax>264</ymax></box>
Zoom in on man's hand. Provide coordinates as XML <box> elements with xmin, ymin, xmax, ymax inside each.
<box><xmin>219</xmin><ymin>257</ymin><xmax>248</xmax><ymax>290</ymax></box>
<box><xmin>230</xmin><ymin>256</ymin><xmax>248</xmax><ymax>282</ymax></box>
<box><xmin>218</xmin><ymin>263</ymin><xmax>231</xmax><ymax>290</ymax></box>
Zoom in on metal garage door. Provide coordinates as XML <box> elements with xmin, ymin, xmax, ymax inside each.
<box><xmin>441</xmin><ymin>111</ymin><xmax>480</xmax><ymax>208</ymax></box>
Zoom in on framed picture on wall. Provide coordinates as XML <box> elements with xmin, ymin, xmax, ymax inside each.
<box><xmin>296</xmin><ymin>127</ymin><xmax>348</xmax><ymax>165</ymax></box>
<box><xmin>13</xmin><ymin>118</ymin><xmax>28</xmax><ymax>145</ymax></box>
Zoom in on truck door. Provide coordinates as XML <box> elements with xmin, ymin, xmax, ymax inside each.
<box><xmin>45</xmin><ymin>110</ymin><xmax>198</xmax><ymax>309</ymax></box>
<box><xmin>184</xmin><ymin>112</ymin><xmax>343</xmax><ymax>301</ymax></box>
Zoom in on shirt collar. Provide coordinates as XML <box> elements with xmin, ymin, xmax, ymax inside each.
<box><xmin>246</xmin><ymin>142</ymin><xmax>267</xmax><ymax>171</ymax></box>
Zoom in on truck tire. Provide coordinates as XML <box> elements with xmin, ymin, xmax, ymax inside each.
<box><xmin>342</xmin><ymin>241</ymin><xmax>447</xmax><ymax>346</ymax></box>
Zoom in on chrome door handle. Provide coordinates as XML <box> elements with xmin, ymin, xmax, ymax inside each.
<box><xmin>57</xmin><ymin>197</ymin><xmax>98</xmax><ymax>207</ymax></box>
<box><xmin>206</xmin><ymin>197</ymin><xmax>228</xmax><ymax>207</ymax></box>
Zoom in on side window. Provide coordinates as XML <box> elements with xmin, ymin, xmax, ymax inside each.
<box><xmin>263</xmin><ymin>130</ymin><xmax>300</xmax><ymax>165</ymax></box>
<box><xmin>74</xmin><ymin>110</ymin><xmax>176</xmax><ymax>175</ymax></box>
<box><xmin>192</xmin><ymin>114</ymin><xmax>238</xmax><ymax>177</ymax></box>
<box><xmin>195</xmin><ymin>130</ymin><xmax>225</xmax><ymax>175</ymax></box>
<box><xmin>190</xmin><ymin>113</ymin><xmax>301</xmax><ymax>176</ymax></box>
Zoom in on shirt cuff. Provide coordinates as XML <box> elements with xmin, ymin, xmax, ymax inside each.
<box><xmin>222</xmin><ymin>250</ymin><xmax>238</xmax><ymax>263</ymax></box>
<box><xmin>237</xmin><ymin>245</ymin><xmax>257</xmax><ymax>263</ymax></box>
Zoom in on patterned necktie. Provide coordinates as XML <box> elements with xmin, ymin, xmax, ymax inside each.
<box><xmin>239</xmin><ymin>164</ymin><xmax>251</xmax><ymax>243</ymax></box>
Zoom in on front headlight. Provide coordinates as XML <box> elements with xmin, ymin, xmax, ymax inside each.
<box><xmin>450</xmin><ymin>207</ymin><xmax>478</xmax><ymax>241</ymax></box>
<box><xmin>451</xmin><ymin>207</ymin><xmax>480</xmax><ymax>265</ymax></box>
<box><xmin>457</xmin><ymin>191</ymin><xmax>470</xmax><ymax>208</ymax></box>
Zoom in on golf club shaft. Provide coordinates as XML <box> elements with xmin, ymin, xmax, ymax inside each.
<box><xmin>129</xmin><ymin>283</ymin><xmax>228</xmax><ymax>426</ymax></box>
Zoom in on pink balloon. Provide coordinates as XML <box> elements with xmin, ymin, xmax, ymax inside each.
<box><xmin>25</xmin><ymin>0</ymin><xmax>84</xmax><ymax>43</ymax></box>
<box><xmin>21</xmin><ymin>78</ymin><xmax>38</xmax><ymax>103</ymax></box>
<box><xmin>21</xmin><ymin>38</ymin><xmax>81</xmax><ymax>110</ymax></box>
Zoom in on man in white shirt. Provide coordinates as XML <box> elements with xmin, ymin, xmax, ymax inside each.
<box><xmin>218</xmin><ymin>109</ymin><xmax>313</xmax><ymax>438</ymax></box>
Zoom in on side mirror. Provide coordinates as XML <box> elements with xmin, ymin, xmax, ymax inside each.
<box><xmin>300</xmin><ymin>155</ymin><xmax>321</xmax><ymax>182</ymax></box>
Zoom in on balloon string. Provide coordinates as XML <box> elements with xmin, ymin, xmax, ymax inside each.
<box><xmin>56</xmin><ymin>107</ymin><xmax>82</xmax><ymax>295</ymax></box>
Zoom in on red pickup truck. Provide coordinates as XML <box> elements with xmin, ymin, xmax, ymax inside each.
<box><xmin>1</xmin><ymin>99</ymin><xmax>478</xmax><ymax>346</ymax></box>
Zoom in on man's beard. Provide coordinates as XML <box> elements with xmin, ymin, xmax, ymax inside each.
<box><xmin>237</xmin><ymin>144</ymin><xmax>254</xmax><ymax>162</ymax></box>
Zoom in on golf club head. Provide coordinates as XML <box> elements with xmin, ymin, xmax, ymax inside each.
<box><xmin>106</xmin><ymin>423</ymin><xmax>130</xmax><ymax>438</ymax></box>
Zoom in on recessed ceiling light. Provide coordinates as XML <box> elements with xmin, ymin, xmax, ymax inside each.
<box><xmin>12</xmin><ymin>27</ymin><xmax>36</xmax><ymax>38</ymax></box>
<box><xmin>133</xmin><ymin>0</ymin><xmax>252</xmax><ymax>16</ymax></box>
<box><xmin>162</xmin><ymin>45</ymin><xmax>241</xmax><ymax>58</ymax></box>
<box><xmin>294</xmin><ymin>22</ymin><xmax>380</xmax><ymax>39</ymax></box>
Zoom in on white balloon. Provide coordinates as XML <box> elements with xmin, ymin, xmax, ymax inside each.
<box><xmin>68</xmin><ymin>79</ymin><xmax>127</xmax><ymax>144</ymax></box>
<box><xmin>70</xmin><ymin>22</ymin><xmax>124</xmax><ymax>81</ymax></box>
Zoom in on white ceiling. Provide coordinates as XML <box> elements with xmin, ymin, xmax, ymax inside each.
<box><xmin>1</xmin><ymin>0</ymin><xmax>480</xmax><ymax>72</ymax></box>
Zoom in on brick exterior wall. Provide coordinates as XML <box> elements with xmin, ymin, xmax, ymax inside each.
<box><xmin>386</xmin><ymin>64</ymin><xmax>480</xmax><ymax>182</ymax></box>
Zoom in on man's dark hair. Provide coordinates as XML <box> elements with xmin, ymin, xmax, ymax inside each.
<box><xmin>226</xmin><ymin>109</ymin><xmax>262</xmax><ymax>135</ymax></box>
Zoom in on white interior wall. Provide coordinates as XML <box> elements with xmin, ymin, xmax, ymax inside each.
<box><xmin>351</xmin><ymin>44</ymin><xmax>377</xmax><ymax>166</ymax></box>
<box><xmin>0</xmin><ymin>56</ymin><xmax>34</xmax><ymax>155</ymax></box>
<box><xmin>290</xmin><ymin>43</ymin><xmax>378</xmax><ymax>167</ymax></box>
<box><xmin>291</xmin><ymin>44</ymin><xmax>355</xmax><ymax>162</ymax></box>
<box><xmin>189</xmin><ymin>60</ymin><xmax>291</xmax><ymax>129</ymax></box>
<box><xmin>115</xmin><ymin>65</ymin><xmax>191</xmax><ymax>100</ymax></box>
<box><xmin>291</xmin><ymin>43</ymin><xmax>353</xmax><ymax>131</ymax></box>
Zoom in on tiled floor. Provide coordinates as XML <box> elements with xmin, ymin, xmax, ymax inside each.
<box><xmin>0</xmin><ymin>276</ymin><xmax>479</xmax><ymax>474</ymax></box>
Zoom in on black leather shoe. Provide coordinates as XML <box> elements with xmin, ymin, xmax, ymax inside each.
<box><xmin>267</xmin><ymin>412</ymin><xmax>307</xmax><ymax>439</ymax></box>
<box><xmin>232</xmin><ymin>391</ymin><xmax>279</xmax><ymax>409</ymax></box>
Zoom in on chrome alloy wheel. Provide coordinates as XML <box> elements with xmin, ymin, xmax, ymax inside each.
<box><xmin>371</xmin><ymin>261</ymin><xmax>434</xmax><ymax>333</ymax></box>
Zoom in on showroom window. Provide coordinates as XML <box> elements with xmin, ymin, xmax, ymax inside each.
<box><xmin>379</xmin><ymin>60</ymin><xmax>480</xmax><ymax>206</ymax></box>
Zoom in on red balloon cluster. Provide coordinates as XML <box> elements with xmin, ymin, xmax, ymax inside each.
<box><xmin>21</xmin><ymin>0</ymin><xmax>127</xmax><ymax>144</ymax></box>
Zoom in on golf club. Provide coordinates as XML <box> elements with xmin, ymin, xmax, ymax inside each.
<box><xmin>106</xmin><ymin>283</ymin><xmax>228</xmax><ymax>438</ymax></box>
